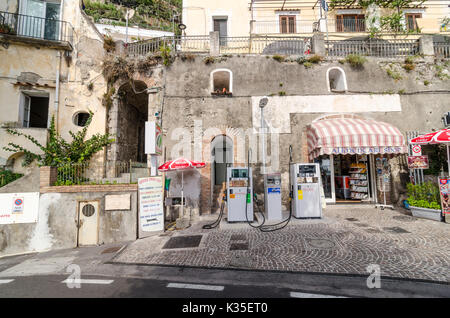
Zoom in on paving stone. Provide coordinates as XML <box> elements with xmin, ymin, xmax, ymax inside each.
<box><xmin>112</xmin><ymin>206</ymin><xmax>450</xmax><ymax>283</ymax></box>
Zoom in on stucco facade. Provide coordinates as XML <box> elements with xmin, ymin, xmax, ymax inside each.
<box><xmin>0</xmin><ymin>0</ymin><xmax>107</xmax><ymax>170</ymax></box>
<box><xmin>182</xmin><ymin>0</ymin><xmax>450</xmax><ymax>37</ymax></box>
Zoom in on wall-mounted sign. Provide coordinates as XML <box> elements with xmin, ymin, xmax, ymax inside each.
<box><xmin>138</xmin><ymin>177</ymin><xmax>164</xmax><ymax>235</ymax></box>
<box><xmin>331</xmin><ymin>146</ymin><xmax>404</xmax><ymax>155</ymax></box>
<box><xmin>145</xmin><ymin>121</ymin><xmax>162</xmax><ymax>155</ymax></box>
<box><xmin>0</xmin><ymin>193</ymin><xmax>39</xmax><ymax>225</ymax></box>
<box><xmin>408</xmin><ymin>156</ymin><xmax>429</xmax><ymax>170</ymax></box>
<box><xmin>412</xmin><ymin>145</ymin><xmax>422</xmax><ymax>156</ymax></box>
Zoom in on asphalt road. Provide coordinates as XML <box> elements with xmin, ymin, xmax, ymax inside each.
<box><xmin>0</xmin><ymin>275</ymin><xmax>347</xmax><ymax>298</ymax></box>
<box><xmin>0</xmin><ymin>244</ymin><xmax>449</xmax><ymax>299</ymax></box>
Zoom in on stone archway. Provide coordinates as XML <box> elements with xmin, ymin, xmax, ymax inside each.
<box><xmin>107</xmin><ymin>80</ymin><xmax>149</xmax><ymax>164</ymax></box>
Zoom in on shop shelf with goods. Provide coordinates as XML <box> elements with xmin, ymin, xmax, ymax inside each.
<box><xmin>349</xmin><ymin>163</ymin><xmax>369</xmax><ymax>200</ymax></box>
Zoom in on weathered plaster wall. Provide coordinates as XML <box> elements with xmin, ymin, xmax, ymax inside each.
<box><xmin>0</xmin><ymin>190</ymin><xmax>137</xmax><ymax>257</ymax></box>
<box><xmin>0</xmin><ymin>0</ymin><xmax>108</xmax><ymax>173</ymax></box>
<box><xmin>159</xmin><ymin>55</ymin><xmax>450</xmax><ymax>212</ymax></box>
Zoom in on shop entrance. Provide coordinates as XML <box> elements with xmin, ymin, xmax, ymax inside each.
<box><xmin>316</xmin><ymin>154</ymin><xmax>377</xmax><ymax>204</ymax></box>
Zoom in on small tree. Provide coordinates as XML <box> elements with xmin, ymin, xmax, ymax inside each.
<box><xmin>329</xmin><ymin>0</ymin><xmax>427</xmax><ymax>36</ymax></box>
<box><xmin>3</xmin><ymin>111</ymin><xmax>115</xmax><ymax>167</ymax></box>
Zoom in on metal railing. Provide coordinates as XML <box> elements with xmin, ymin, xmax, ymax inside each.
<box><xmin>55</xmin><ymin>161</ymin><xmax>149</xmax><ymax>186</ymax></box>
<box><xmin>434</xmin><ymin>41</ymin><xmax>450</xmax><ymax>59</ymax></box>
<box><xmin>252</xmin><ymin>20</ymin><xmax>316</xmax><ymax>34</ymax></box>
<box><xmin>127</xmin><ymin>35</ymin><xmax>210</xmax><ymax>57</ymax></box>
<box><xmin>0</xmin><ymin>11</ymin><xmax>73</xmax><ymax>45</ymax></box>
<box><xmin>219</xmin><ymin>36</ymin><xmax>312</xmax><ymax>55</ymax></box>
<box><xmin>326</xmin><ymin>38</ymin><xmax>420</xmax><ymax>57</ymax></box>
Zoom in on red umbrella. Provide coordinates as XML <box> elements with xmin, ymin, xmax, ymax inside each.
<box><xmin>410</xmin><ymin>128</ymin><xmax>450</xmax><ymax>173</ymax></box>
<box><xmin>158</xmin><ymin>158</ymin><xmax>205</xmax><ymax>217</ymax></box>
<box><xmin>410</xmin><ymin>128</ymin><xmax>450</xmax><ymax>144</ymax></box>
<box><xmin>158</xmin><ymin>158</ymin><xmax>205</xmax><ymax>171</ymax></box>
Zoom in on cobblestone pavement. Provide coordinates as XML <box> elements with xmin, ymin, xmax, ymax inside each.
<box><xmin>112</xmin><ymin>206</ymin><xmax>450</xmax><ymax>283</ymax></box>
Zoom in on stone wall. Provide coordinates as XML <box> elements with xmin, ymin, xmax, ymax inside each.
<box><xmin>156</xmin><ymin>55</ymin><xmax>450</xmax><ymax>213</ymax></box>
<box><xmin>0</xmin><ymin>185</ymin><xmax>138</xmax><ymax>257</ymax></box>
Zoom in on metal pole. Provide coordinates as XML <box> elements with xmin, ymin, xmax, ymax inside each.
<box><xmin>447</xmin><ymin>144</ymin><xmax>450</xmax><ymax>175</ymax></box>
<box><xmin>125</xmin><ymin>8</ymin><xmax>129</xmax><ymax>44</ymax></box>
<box><xmin>261</xmin><ymin>106</ymin><xmax>266</xmax><ymax>175</ymax></box>
<box><xmin>181</xmin><ymin>170</ymin><xmax>184</xmax><ymax>218</ymax></box>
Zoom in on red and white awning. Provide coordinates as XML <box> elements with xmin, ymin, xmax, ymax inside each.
<box><xmin>307</xmin><ymin>116</ymin><xmax>408</xmax><ymax>160</ymax></box>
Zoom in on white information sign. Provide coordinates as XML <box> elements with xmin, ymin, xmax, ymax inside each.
<box><xmin>0</xmin><ymin>192</ymin><xmax>40</xmax><ymax>225</ymax></box>
<box><xmin>138</xmin><ymin>177</ymin><xmax>164</xmax><ymax>233</ymax></box>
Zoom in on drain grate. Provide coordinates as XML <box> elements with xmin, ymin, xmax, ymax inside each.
<box><xmin>162</xmin><ymin>235</ymin><xmax>203</xmax><ymax>249</ymax></box>
<box><xmin>346</xmin><ymin>218</ymin><xmax>359</xmax><ymax>222</ymax></box>
<box><xmin>393</xmin><ymin>215</ymin><xmax>417</xmax><ymax>222</ymax></box>
<box><xmin>383</xmin><ymin>227</ymin><xmax>410</xmax><ymax>234</ymax></box>
<box><xmin>306</xmin><ymin>238</ymin><xmax>335</xmax><ymax>249</ymax></box>
<box><xmin>230</xmin><ymin>242</ymin><xmax>249</xmax><ymax>251</ymax></box>
<box><xmin>230</xmin><ymin>234</ymin><xmax>247</xmax><ymax>241</ymax></box>
<box><xmin>101</xmin><ymin>246</ymin><xmax>123</xmax><ymax>254</ymax></box>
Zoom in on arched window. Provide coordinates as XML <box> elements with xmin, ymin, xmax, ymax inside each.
<box><xmin>211</xmin><ymin>69</ymin><xmax>232</xmax><ymax>96</ymax></box>
<box><xmin>327</xmin><ymin>67</ymin><xmax>348</xmax><ymax>93</ymax></box>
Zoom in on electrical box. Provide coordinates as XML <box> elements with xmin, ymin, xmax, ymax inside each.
<box><xmin>290</xmin><ymin>163</ymin><xmax>322</xmax><ymax>219</ymax></box>
<box><xmin>264</xmin><ymin>173</ymin><xmax>282</xmax><ymax>221</ymax></box>
<box><xmin>226</xmin><ymin>167</ymin><xmax>253</xmax><ymax>222</ymax></box>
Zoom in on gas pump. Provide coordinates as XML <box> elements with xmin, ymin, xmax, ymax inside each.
<box><xmin>264</xmin><ymin>173</ymin><xmax>282</xmax><ymax>221</ymax></box>
<box><xmin>290</xmin><ymin>163</ymin><xmax>322</xmax><ymax>218</ymax></box>
<box><xmin>227</xmin><ymin>167</ymin><xmax>253</xmax><ymax>222</ymax></box>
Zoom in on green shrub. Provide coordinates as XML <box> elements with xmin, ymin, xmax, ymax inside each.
<box><xmin>406</xmin><ymin>182</ymin><xmax>441</xmax><ymax>209</ymax></box>
<box><xmin>272</xmin><ymin>55</ymin><xmax>285</xmax><ymax>63</ymax></box>
<box><xmin>278</xmin><ymin>91</ymin><xmax>286</xmax><ymax>96</ymax></box>
<box><xmin>387</xmin><ymin>68</ymin><xmax>402</xmax><ymax>81</ymax></box>
<box><xmin>345</xmin><ymin>54</ymin><xmax>367</xmax><ymax>68</ymax></box>
<box><xmin>307</xmin><ymin>55</ymin><xmax>323</xmax><ymax>64</ymax></box>
<box><xmin>303</xmin><ymin>61</ymin><xmax>313</xmax><ymax>68</ymax></box>
<box><xmin>0</xmin><ymin>169</ymin><xmax>23</xmax><ymax>187</ymax></box>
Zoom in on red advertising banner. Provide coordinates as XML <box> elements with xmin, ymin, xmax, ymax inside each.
<box><xmin>407</xmin><ymin>156</ymin><xmax>429</xmax><ymax>169</ymax></box>
<box><xmin>439</xmin><ymin>178</ymin><xmax>450</xmax><ymax>215</ymax></box>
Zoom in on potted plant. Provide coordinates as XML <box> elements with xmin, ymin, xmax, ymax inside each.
<box><xmin>406</xmin><ymin>182</ymin><xmax>442</xmax><ymax>222</ymax></box>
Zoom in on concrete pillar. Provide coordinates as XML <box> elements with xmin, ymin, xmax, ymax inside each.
<box><xmin>209</xmin><ymin>31</ymin><xmax>220</xmax><ymax>56</ymax></box>
<box><xmin>312</xmin><ymin>32</ymin><xmax>325</xmax><ymax>56</ymax></box>
<box><xmin>115</xmin><ymin>40</ymin><xmax>125</xmax><ymax>55</ymax></box>
<box><xmin>106</xmin><ymin>94</ymin><xmax>120</xmax><ymax>177</ymax></box>
<box><xmin>40</xmin><ymin>166</ymin><xmax>57</xmax><ymax>188</ymax></box>
<box><xmin>419</xmin><ymin>35</ymin><xmax>434</xmax><ymax>62</ymax></box>
<box><xmin>147</xmin><ymin>90</ymin><xmax>163</xmax><ymax>176</ymax></box>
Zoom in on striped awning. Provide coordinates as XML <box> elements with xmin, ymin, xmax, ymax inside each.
<box><xmin>307</xmin><ymin>116</ymin><xmax>408</xmax><ymax>160</ymax></box>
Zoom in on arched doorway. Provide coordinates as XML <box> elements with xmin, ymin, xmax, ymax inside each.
<box><xmin>108</xmin><ymin>80</ymin><xmax>148</xmax><ymax>163</ymax></box>
<box><xmin>210</xmin><ymin>135</ymin><xmax>233</xmax><ymax>211</ymax></box>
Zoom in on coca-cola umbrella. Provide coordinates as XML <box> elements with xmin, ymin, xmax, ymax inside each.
<box><xmin>158</xmin><ymin>158</ymin><xmax>206</xmax><ymax>217</ymax></box>
<box><xmin>410</xmin><ymin>128</ymin><xmax>450</xmax><ymax>173</ymax></box>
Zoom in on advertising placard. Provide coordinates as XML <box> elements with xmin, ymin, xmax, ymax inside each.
<box><xmin>0</xmin><ymin>193</ymin><xmax>40</xmax><ymax>224</ymax></box>
<box><xmin>145</xmin><ymin>121</ymin><xmax>162</xmax><ymax>155</ymax></box>
<box><xmin>138</xmin><ymin>177</ymin><xmax>164</xmax><ymax>236</ymax></box>
<box><xmin>407</xmin><ymin>156</ymin><xmax>429</xmax><ymax>170</ymax></box>
<box><xmin>438</xmin><ymin>177</ymin><xmax>450</xmax><ymax>216</ymax></box>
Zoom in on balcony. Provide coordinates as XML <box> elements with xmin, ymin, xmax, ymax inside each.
<box><xmin>0</xmin><ymin>11</ymin><xmax>73</xmax><ymax>50</ymax></box>
<box><xmin>252</xmin><ymin>18</ymin><xmax>367</xmax><ymax>35</ymax></box>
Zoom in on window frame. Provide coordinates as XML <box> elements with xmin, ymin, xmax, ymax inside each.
<box><xmin>405</xmin><ymin>13</ymin><xmax>422</xmax><ymax>32</ymax></box>
<box><xmin>279</xmin><ymin>15</ymin><xmax>296</xmax><ymax>34</ymax></box>
<box><xmin>336</xmin><ymin>14</ymin><xmax>366</xmax><ymax>32</ymax></box>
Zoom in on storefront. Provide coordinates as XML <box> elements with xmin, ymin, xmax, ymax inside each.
<box><xmin>306</xmin><ymin>115</ymin><xmax>408</xmax><ymax>204</ymax></box>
